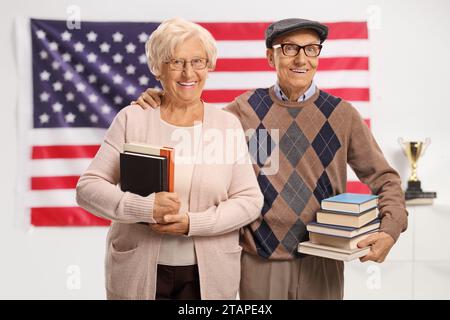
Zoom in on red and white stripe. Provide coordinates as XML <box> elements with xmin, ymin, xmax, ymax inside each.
<box><xmin>27</xmin><ymin>21</ymin><xmax>371</xmax><ymax>226</ymax></box>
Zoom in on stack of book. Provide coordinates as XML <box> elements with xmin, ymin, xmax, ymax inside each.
<box><xmin>120</xmin><ymin>142</ymin><xmax>175</xmax><ymax>226</ymax></box>
<box><xmin>120</xmin><ymin>143</ymin><xmax>175</xmax><ymax>197</ymax></box>
<box><xmin>120</xmin><ymin>142</ymin><xmax>175</xmax><ymax>196</ymax></box>
<box><xmin>298</xmin><ymin>193</ymin><xmax>380</xmax><ymax>261</ymax></box>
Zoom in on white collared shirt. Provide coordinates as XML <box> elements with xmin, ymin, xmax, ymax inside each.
<box><xmin>274</xmin><ymin>81</ymin><xmax>316</xmax><ymax>102</ymax></box>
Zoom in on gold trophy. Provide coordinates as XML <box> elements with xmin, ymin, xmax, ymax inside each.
<box><xmin>398</xmin><ymin>138</ymin><xmax>436</xmax><ymax>204</ymax></box>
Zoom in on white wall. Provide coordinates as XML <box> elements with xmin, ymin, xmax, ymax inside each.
<box><xmin>1</xmin><ymin>0</ymin><xmax>449</xmax><ymax>299</ymax></box>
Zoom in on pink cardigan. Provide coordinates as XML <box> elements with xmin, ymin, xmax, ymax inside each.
<box><xmin>76</xmin><ymin>104</ymin><xmax>263</xmax><ymax>299</ymax></box>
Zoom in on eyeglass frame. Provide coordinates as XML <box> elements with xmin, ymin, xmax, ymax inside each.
<box><xmin>164</xmin><ymin>58</ymin><xmax>209</xmax><ymax>71</ymax></box>
<box><xmin>272</xmin><ymin>43</ymin><xmax>323</xmax><ymax>57</ymax></box>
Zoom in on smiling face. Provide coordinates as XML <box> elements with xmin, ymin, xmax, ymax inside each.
<box><xmin>267</xmin><ymin>29</ymin><xmax>320</xmax><ymax>101</ymax></box>
<box><xmin>159</xmin><ymin>36</ymin><xmax>209</xmax><ymax>105</ymax></box>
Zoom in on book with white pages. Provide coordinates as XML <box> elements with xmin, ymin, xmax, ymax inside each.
<box><xmin>321</xmin><ymin>193</ymin><xmax>378</xmax><ymax>213</ymax></box>
<box><xmin>307</xmin><ymin>219</ymin><xmax>381</xmax><ymax>238</ymax></box>
<box><xmin>309</xmin><ymin>230</ymin><xmax>377</xmax><ymax>250</ymax></box>
<box><xmin>298</xmin><ymin>241</ymin><xmax>370</xmax><ymax>262</ymax></box>
<box><xmin>316</xmin><ymin>207</ymin><xmax>379</xmax><ymax>228</ymax></box>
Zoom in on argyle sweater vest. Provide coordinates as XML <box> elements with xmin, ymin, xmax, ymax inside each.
<box><xmin>225</xmin><ymin>86</ymin><xmax>408</xmax><ymax>260</ymax></box>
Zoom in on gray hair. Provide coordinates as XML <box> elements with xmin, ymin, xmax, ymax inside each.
<box><xmin>145</xmin><ymin>18</ymin><xmax>218</xmax><ymax>77</ymax></box>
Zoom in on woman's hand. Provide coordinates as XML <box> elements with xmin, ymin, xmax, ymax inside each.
<box><xmin>132</xmin><ymin>88</ymin><xmax>164</xmax><ymax>109</ymax></box>
<box><xmin>152</xmin><ymin>192</ymin><xmax>180</xmax><ymax>223</ymax></box>
<box><xmin>150</xmin><ymin>213</ymin><xmax>190</xmax><ymax>235</ymax></box>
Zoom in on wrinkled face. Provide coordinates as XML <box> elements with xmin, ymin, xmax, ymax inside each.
<box><xmin>267</xmin><ymin>29</ymin><xmax>320</xmax><ymax>96</ymax></box>
<box><xmin>159</xmin><ymin>37</ymin><xmax>209</xmax><ymax>104</ymax></box>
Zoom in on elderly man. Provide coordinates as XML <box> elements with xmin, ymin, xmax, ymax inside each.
<box><xmin>134</xmin><ymin>18</ymin><xmax>408</xmax><ymax>300</ymax></box>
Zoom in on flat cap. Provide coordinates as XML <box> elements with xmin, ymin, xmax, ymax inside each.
<box><xmin>265</xmin><ymin>18</ymin><xmax>328</xmax><ymax>48</ymax></box>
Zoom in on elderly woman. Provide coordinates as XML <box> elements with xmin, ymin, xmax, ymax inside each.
<box><xmin>76</xmin><ymin>18</ymin><xmax>263</xmax><ymax>300</ymax></box>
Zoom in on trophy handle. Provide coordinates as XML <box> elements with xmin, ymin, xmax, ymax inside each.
<box><xmin>421</xmin><ymin>137</ymin><xmax>431</xmax><ymax>157</ymax></box>
<box><xmin>397</xmin><ymin>137</ymin><xmax>407</xmax><ymax>156</ymax></box>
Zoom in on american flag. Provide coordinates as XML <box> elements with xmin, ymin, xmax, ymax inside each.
<box><xmin>22</xmin><ymin>19</ymin><xmax>371</xmax><ymax>227</ymax></box>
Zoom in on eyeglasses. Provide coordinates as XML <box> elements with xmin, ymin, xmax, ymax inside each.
<box><xmin>272</xmin><ymin>43</ymin><xmax>322</xmax><ymax>57</ymax></box>
<box><xmin>165</xmin><ymin>58</ymin><xmax>209</xmax><ymax>71</ymax></box>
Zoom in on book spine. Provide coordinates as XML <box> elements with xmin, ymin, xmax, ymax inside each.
<box><xmin>162</xmin><ymin>158</ymin><xmax>168</xmax><ymax>192</ymax></box>
<box><xmin>160</xmin><ymin>148</ymin><xmax>174</xmax><ymax>192</ymax></box>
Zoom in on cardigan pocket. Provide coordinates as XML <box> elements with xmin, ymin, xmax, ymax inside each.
<box><xmin>221</xmin><ymin>245</ymin><xmax>243</xmax><ymax>254</ymax></box>
<box><xmin>106</xmin><ymin>240</ymin><xmax>146</xmax><ymax>299</ymax></box>
<box><xmin>111</xmin><ymin>239</ymin><xmax>138</xmax><ymax>255</ymax></box>
<box><xmin>218</xmin><ymin>247</ymin><xmax>242</xmax><ymax>299</ymax></box>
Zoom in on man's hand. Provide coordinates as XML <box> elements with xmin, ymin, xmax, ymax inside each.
<box><xmin>132</xmin><ymin>88</ymin><xmax>163</xmax><ymax>109</ymax></box>
<box><xmin>153</xmin><ymin>192</ymin><xmax>180</xmax><ymax>224</ymax></box>
<box><xmin>150</xmin><ymin>213</ymin><xmax>189</xmax><ymax>236</ymax></box>
<box><xmin>357</xmin><ymin>231</ymin><xmax>395</xmax><ymax>263</ymax></box>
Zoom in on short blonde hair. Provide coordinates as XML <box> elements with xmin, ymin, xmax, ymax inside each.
<box><xmin>145</xmin><ymin>18</ymin><xmax>217</xmax><ymax>77</ymax></box>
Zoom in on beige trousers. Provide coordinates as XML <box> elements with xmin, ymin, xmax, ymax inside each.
<box><xmin>240</xmin><ymin>251</ymin><xmax>344</xmax><ymax>300</ymax></box>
